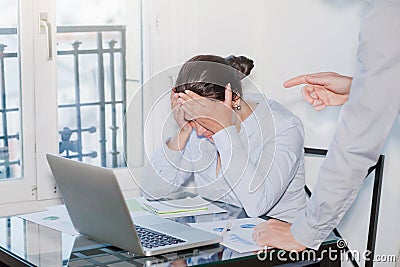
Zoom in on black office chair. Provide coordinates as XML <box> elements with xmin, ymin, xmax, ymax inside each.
<box><xmin>304</xmin><ymin>147</ymin><xmax>385</xmax><ymax>267</ymax></box>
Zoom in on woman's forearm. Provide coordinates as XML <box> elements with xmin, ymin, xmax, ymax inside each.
<box><xmin>142</xmin><ymin>132</ymin><xmax>193</xmax><ymax>199</ymax></box>
<box><xmin>166</xmin><ymin>128</ymin><xmax>192</xmax><ymax>151</ymax></box>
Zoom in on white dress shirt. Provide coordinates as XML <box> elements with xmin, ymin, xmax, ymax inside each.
<box><xmin>291</xmin><ymin>0</ymin><xmax>400</xmax><ymax>249</ymax></box>
<box><xmin>141</xmin><ymin>93</ymin><xmax>306</xmax><ymax>222</ymax></box>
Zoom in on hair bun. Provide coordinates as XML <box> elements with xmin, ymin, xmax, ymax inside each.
<box><xmin>225</xmin><ymin>55</ymin><xmax>254</xmax><ymax>77</ymax></box>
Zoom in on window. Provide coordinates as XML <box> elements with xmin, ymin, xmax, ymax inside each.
<box><xmin>57</xmin><ymin>26</ymin><xmax>127</xmax><ymax>168</ymax></box>
<box><xmin>56</xmin><ymin>0</ymin><xmax>129</xmax><ymax>168</ymax></box>
<box><xmin>0</xmin><ymin>0</ymin><xmax>23</xmax><ymax>180</ymax></box>
<box><xmin>0</xmin><ymin>0</ymin><xmax>142</xmax><ymax>205</ymax></box>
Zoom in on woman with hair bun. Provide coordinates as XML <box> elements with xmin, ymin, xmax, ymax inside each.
<box><xmin>142</xmin><ymin>55</ymin><xmax>306</xmax><ymax>221</ymax></box>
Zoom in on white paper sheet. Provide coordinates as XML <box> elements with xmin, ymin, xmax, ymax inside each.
<box><xmin>17</xmin><ymin>196</ymin><xmax>228</xmax><ymax>237</ymax></box>
<box><xmin>189</xmin><ymin>217</ymin><xmax>266</xmax><ymax>253</ymax></box>
<box><xmin>18</xmin><ymin>203</ymin><xmax>150</xmax><ymax>236</ymax></box>
<box><xmin>18</xmin><ymin>205</ymin><xmax>79</xmax><ymax>236</ymax></box>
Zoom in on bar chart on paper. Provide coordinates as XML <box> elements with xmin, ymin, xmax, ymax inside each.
<box><xmin>189</xmin><ymin>217</ymin><xmax>266</xmax><ymax>253</ymax></box>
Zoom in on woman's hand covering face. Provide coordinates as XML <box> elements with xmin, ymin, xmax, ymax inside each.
<box><xmin>170</xmin><ymin>90</ymin><xmax>192</xmax><ymax>133</ymax></box>
<box><xmin>178</xmin><ymin>84</ymin><xmax>237</xmax><ymax>134</ymax></box>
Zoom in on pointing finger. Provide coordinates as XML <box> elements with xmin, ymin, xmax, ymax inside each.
<box><xmin>305</xmin><ymin>74</ymin><xmax>331</xmax><ymax>87</ymax></box>
<box><xmin>283</xmin><ymin>74</ymin><xmax>308</xmax><ymax>88</ymax></box>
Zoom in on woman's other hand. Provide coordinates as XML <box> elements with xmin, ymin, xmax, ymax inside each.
<box><xmin>170</xmin><ymin>90</ymin><xmax>192</xmax><ymax>134</ymax></box>
<box><xmin>166</xmin><ymin>90</ymin><xmax>193</xmax><ymax>151</ymax></box>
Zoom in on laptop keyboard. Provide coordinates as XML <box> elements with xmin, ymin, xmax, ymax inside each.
<box><xmin>135</xmin><ymin>225</ymin><xmax>185</xmax><ymax>249</ymax></box>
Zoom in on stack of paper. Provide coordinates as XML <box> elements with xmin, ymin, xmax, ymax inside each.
<box><xmin>135</xmin><ymin>196</ymin><xmax>227</xmax><ymax>218</ymax></box>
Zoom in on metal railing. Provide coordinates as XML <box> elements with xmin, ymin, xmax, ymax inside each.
<box><xmin>0</xmin><ymin>27</ymin><xmax>20</xmax><ymax>178</ymax></box>
<box><xmin>57</xmin><ymin>25</ymin><xmax>127</xmax><ymax>168</ymax></box>
<box><xmin>0</xmin><ymin>25</ymin><xmax>128</xmax><ymax>178</ymax></box>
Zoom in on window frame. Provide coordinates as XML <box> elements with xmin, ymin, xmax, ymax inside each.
<box><xmin>0</xmin><ymin>0</ymin><xmax>144</xmax><ymax>208</ymax></box>
<box><xmin>0</xmin><ymin>0</ymin><xmax>38</xmax><ymax>205</ymax></box>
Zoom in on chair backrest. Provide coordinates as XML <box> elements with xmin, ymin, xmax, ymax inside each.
<box><xmin>304</xmin><ymin>147</ymin><xmax>385</xmax><ymax>267</ymax></box>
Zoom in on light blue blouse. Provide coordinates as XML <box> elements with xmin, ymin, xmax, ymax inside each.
<box><xmin>141</xmin><ymin>94</ymin><xmax>306</xmax><ymax>222</ymax></box>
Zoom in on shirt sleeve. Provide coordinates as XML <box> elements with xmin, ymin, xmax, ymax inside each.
<box><xmin>291</xmin><ymin>2</ymin><xmax>400</xmax><ymax>250</ymax></box>
<box><xmin>140</xmin><ymin>134</ymin><xmax>194</xmax><ymax>199</ymax></box>
<box><xmin>212</xmin><ymin>122</ymin><xmax>305</xmax><ymax>218</ymax></box>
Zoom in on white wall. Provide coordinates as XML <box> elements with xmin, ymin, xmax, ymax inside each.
<box><xmin>142</xmin><ymin>0</ymin><xmax>399</xmax><ymax>265</ymax></box>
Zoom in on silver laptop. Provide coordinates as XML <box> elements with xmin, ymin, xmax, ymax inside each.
<box><xmin>46</xmin><ymin>154</ymin><xmax>221</xmax><ymax>256</ymax></box>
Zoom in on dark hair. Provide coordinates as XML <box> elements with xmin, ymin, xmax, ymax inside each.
<box><xmin>225</xmin><ymin>55</ymin><xmax>254</xmax><ymax>77</ymax></box>
<box><xmin>174</xmin><ymin>55</ymin><xmax>254</xmax><ymax>101</ymax></box>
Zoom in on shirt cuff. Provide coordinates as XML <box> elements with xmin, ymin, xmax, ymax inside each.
<box><xmin>290</xmin><ymin>211</ymin><xmax>328</xmax><ymax>250</ymax></box>
<box><xmin>213</xmin><ymin>125</ymin><xmax>242</xmax><ymax>153</ymax></box>
<box><xmin>160</xmin><ymin>137</ymin><xmax>185</xmax><ymax>167</ymax></box>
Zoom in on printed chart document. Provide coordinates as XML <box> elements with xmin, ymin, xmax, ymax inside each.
<box><xmin>18</xmin><ymin>205</ymin><xmax>79</xmax><ymax>236</ymax></box>
<box><xmin>135</xmin><ymin>196</ymin><xmax>227</xmax><ymax>218</ymax></box>
<box><xmin>189</xmin><ymin>217</ymin><xmax>266</xmax><ymax>253</ymax></box>
<box><xmin>18</xmin><ymin>201</ymin><xmax>150</xmax><ymax>235</ymax></box>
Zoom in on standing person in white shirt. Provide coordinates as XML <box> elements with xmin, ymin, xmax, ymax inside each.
<box><xmin>141</xmin><ymin>54</ymin><xmax>307</xmax><ymax>221</ymax></box>
<box><xmin>253</xmin><ymin>0</ymin><xmax>400</xmax><ymax>251</ymax></box>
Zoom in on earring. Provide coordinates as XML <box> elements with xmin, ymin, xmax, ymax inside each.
<box><xmin>232</xmin><ymin>104</ymin><xmax>241</xmax><ymax>111</ymax></box>
<box><xmin>233</xmin><ymin>98</ymin><xmax>241</xmax><ymax>111</ymax></box>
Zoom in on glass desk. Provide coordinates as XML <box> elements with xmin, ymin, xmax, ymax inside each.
<box><xmin>0</xmin><ymin>197</ymin><xmax>342</xmax><ymax>267</ymax></box>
